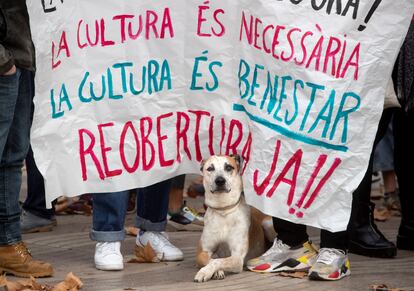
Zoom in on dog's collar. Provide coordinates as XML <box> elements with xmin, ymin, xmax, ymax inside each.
<box><xmin>206</xmin><ymin>193</ymin><xmax>244</xmax><ymax>212</ymax></box>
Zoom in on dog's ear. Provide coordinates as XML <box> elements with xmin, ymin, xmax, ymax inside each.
<box><xmin>200</xmin><ymin>159</ymin><xmax>206</xmax><ymax>173</ymax></box>
<box><xmin>230</xmin><ymin>154</ymin><xmax>243</xmax><ymax>173</ymax></box>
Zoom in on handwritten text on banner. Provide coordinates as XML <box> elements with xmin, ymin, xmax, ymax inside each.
<box><xmin>28</xmin><ymin>0</ymin><xmax>414</xmax><ymax>231</ymax></box>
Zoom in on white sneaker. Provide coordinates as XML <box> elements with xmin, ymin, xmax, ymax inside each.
<box><xmin>94</xmin><ymin>242</ymin><xmax>124</xmax><ymax>271</ymax></box>
<box><xmin>136</xmin><ymin>231</ymin><xmax>184</xmax><ymax>261</ymax></box>
<box><xmin>308</xmin><ymin>248</ymin><xmax>351</xmax><ymax>281</ymax></box>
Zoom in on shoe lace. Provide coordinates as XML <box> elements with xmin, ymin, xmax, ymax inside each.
<box><xmin>316</xmin><ymin>248</ymin><xmax>344</xmax><ymax>265</ymax></box>
<box><xmin>100</xmin><ymin>242</ymin><xmax>118</xmax><ymax>253</ymax></box>
<box><xmin>15</xmin><ymin>242</ymin><xmax>32</xmax><ymax>259</ymax></box>
<box><xmin>263</xmin><ymin>238</ymin><xmax>289</xmax><ymax>256</ymax></box>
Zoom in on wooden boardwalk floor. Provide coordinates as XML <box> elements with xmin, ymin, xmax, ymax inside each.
<box><xmin>17</xmin><ymin>207</ymin><xmax>414</xmax><ymax>291</ymax></box>
<box><xmin>13</xmin><ymin>173</ymin><xmax>414</xmax><ymax>290</ymax></box>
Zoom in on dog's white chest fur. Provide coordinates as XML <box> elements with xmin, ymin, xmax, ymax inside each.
<box><xmin>201</xmin><ymin>202</ymin><xmax>251</xmax><ymax>250</ymax></box>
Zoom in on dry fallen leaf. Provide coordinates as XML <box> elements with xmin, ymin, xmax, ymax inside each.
<box><xmin>5</xmin><ymin>277</ymin><xmax>41</xmax><ymax>291</ymax></box>
<box><xmin>54</xmin><ymin>196</ymin><xmax>92</xmax><ymax>216</ymax></box>
<box><xmin>54</xmin><ymin>196</ymin><xmax>69</xmax><ymax>213</ymax></box>
<box><xmin>129</xmin><ymin>243</ymin><xmax>161</xmax><ymax>263</ymax></box>
<box><xmin>369</xmin><ymin>284</ymin><xmax>404</xmax><ymax>291</ymax></box>
<box><xmin>0</xmin><ymin>274</ymin><xmax>6</xmax><ymax>285</ymax></box>
<box><xmin>0</xmin><ymin>273</ymin><xmax>82</xmax><ymax>291</ymax></box>
<box><xmin>125</xmin><ymin>226</ymin><xmax>139</xmax><ymax>236</ymax></box>
<box><xmin>278</xmin><ymin>271</ymin><xmax>308</xmax><ymax>279</ymax></box>
<box><xmin>27</xmin><ymin>277</ymin><xmax>45</xmax><ymax>290</ymax></box>
<box><xmin>374</xmin><ymin>208</ymin><xmax>392</xmax><ymax>222</ymax></box>
<box><xmin>52</xmin><ymin>272</ymin><xmax>83</xmax><ymax>291</ymax></box>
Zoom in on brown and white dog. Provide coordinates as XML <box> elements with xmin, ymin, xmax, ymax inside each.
<box><xmin>194</xmin><ymin>155</ymin><xmax>274</xmax><ymax>283</ymax></box>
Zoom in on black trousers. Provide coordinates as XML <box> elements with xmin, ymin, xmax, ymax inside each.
<box><xmin>273</xmin><ymin>217</ymin><xmax>348</xmax><ymax>251</ymax></box>
<box><xmin>393</xmin><ymin>108</ymin><xmax>414</xmax><ymax>228</ymax></box>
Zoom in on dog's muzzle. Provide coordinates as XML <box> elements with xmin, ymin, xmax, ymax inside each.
<box><xmin>211</xmin><ymin>176</ymin><xmax>230</xmax><ymax>193</ymax></box>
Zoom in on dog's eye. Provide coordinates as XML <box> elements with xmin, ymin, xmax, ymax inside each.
<box><xmin>225</xmin><ymin>164</ymin><xmax>234</xmax><ymax>172</ymax></box>
<box><xmin>207</xmin><ymin>165</ymin><xmax>215</xmax><ymax>172</ymax></box>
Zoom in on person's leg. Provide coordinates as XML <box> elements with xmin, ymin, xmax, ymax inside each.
<box><xmin>21</xmin><ymin>146</ymin><xmax>56</xmax><ymax>233</ymax></box>
<box><xmin>135</xmin><ymin>179</ymin><xmax>184</xmax><ymax>261</ymax></box>
<box><xmin>373</xmin><ymin>120</ymin><xmax>400</xmax><ymax>210</ymax></box>
<box><xmin>347</xmin><ymin>108</ymin><xmax>397</xmax><ymax>258</ymax></box>
<box><xmin>273</xmin><ymin>217</ymin><xmax>308</xmax><ymax>246</ymax></box>
<box><xmin>0</xmin><ymin>69</ymin><xmax>53</xmax><ymax>277</ymax></box>
<box><xmin>167</xmin><ymin>175</ymin><xmax>191</xmax><ymax>225</ymax></box>
<box><xmin>168</xmin><ymin>175</ymin><xmax>185</xmax><ymax>214</ymax></box>
<box><xmin>381</xmin><ymin>170</ymin><xmax>399</xmax><ymax>210</ymax></box>
<box><xmin>168</xmin><ymin>175</ymin><xmax>204</xmax><ymax>225</ymax></box>
<box><xmin>309</xmin><ymin>110</ymin><xmax>396</xmax><ymax>281</ymax></box>
<box><xmin>90</xmin><ymin>191</ymin><xmax>129</xmax><ymax>270</ymax></box>
<box><xmin>247</xmin><ymin>218</ymin><xmax>317</xmax><ymax>273</ymax></box>
<box><xmin>135</xmin><ymin>180</ymin><xmax>171</xmax><ymax>231</ymax></box>
<box><xmin>0</xmin><ymin>69</ymin><xmax>27</xmax><ymax>246</ymax></box>
<box><xmin>394</xmin><ymin>109</ymin><xmax>414</xmax><ymax>250</ymax></box>
<box><xmin>320</xmin><ymin>230</ymin><xmax>347</xmax><ymax>252</ymax></box>
<box><xmin>382</xmin><ymin>170</ymin><xmax>398</xmax><ymax>194</ymax></box>
<box><xmin>91</xmin><ymin>191</ymin><xmax>129</xmax><ymax>239</ymax></box>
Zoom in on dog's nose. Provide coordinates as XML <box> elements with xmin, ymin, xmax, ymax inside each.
<box><xmin>215</xmin><ymin>176</ymin><xmax>226</xmax><ymax>187</ymax></box>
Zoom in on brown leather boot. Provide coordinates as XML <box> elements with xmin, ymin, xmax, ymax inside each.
<box><xmin>0</xmin><ymin>241</ymin><xmax>53</xmax><ymax>277</ymax></box>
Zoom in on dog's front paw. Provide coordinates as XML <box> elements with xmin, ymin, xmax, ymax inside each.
<box><xmin>212</xmin><ymin>270</ymin><xmax>225</xmax><ymax>280</ymax></box>
<box><xmin>194</xmin><ymin>267</ymin><xmax>214</xmax><ymax>283</ymax></box>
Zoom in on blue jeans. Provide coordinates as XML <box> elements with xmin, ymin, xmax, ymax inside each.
<box><xmin>90</xmin><ymin>179</ymin><xmax>172</xmax><ymax>242</ymax></box>
<box><xmin>0</xmin><ymin>68</ymin><xmax>34</xmax><ymax>245</ymax></box>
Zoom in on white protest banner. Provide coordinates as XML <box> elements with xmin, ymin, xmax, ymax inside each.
<box><xmin>28</xmin><ymin>0</ymin><xmax>414</xmax><ymax>231</ymax></box>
